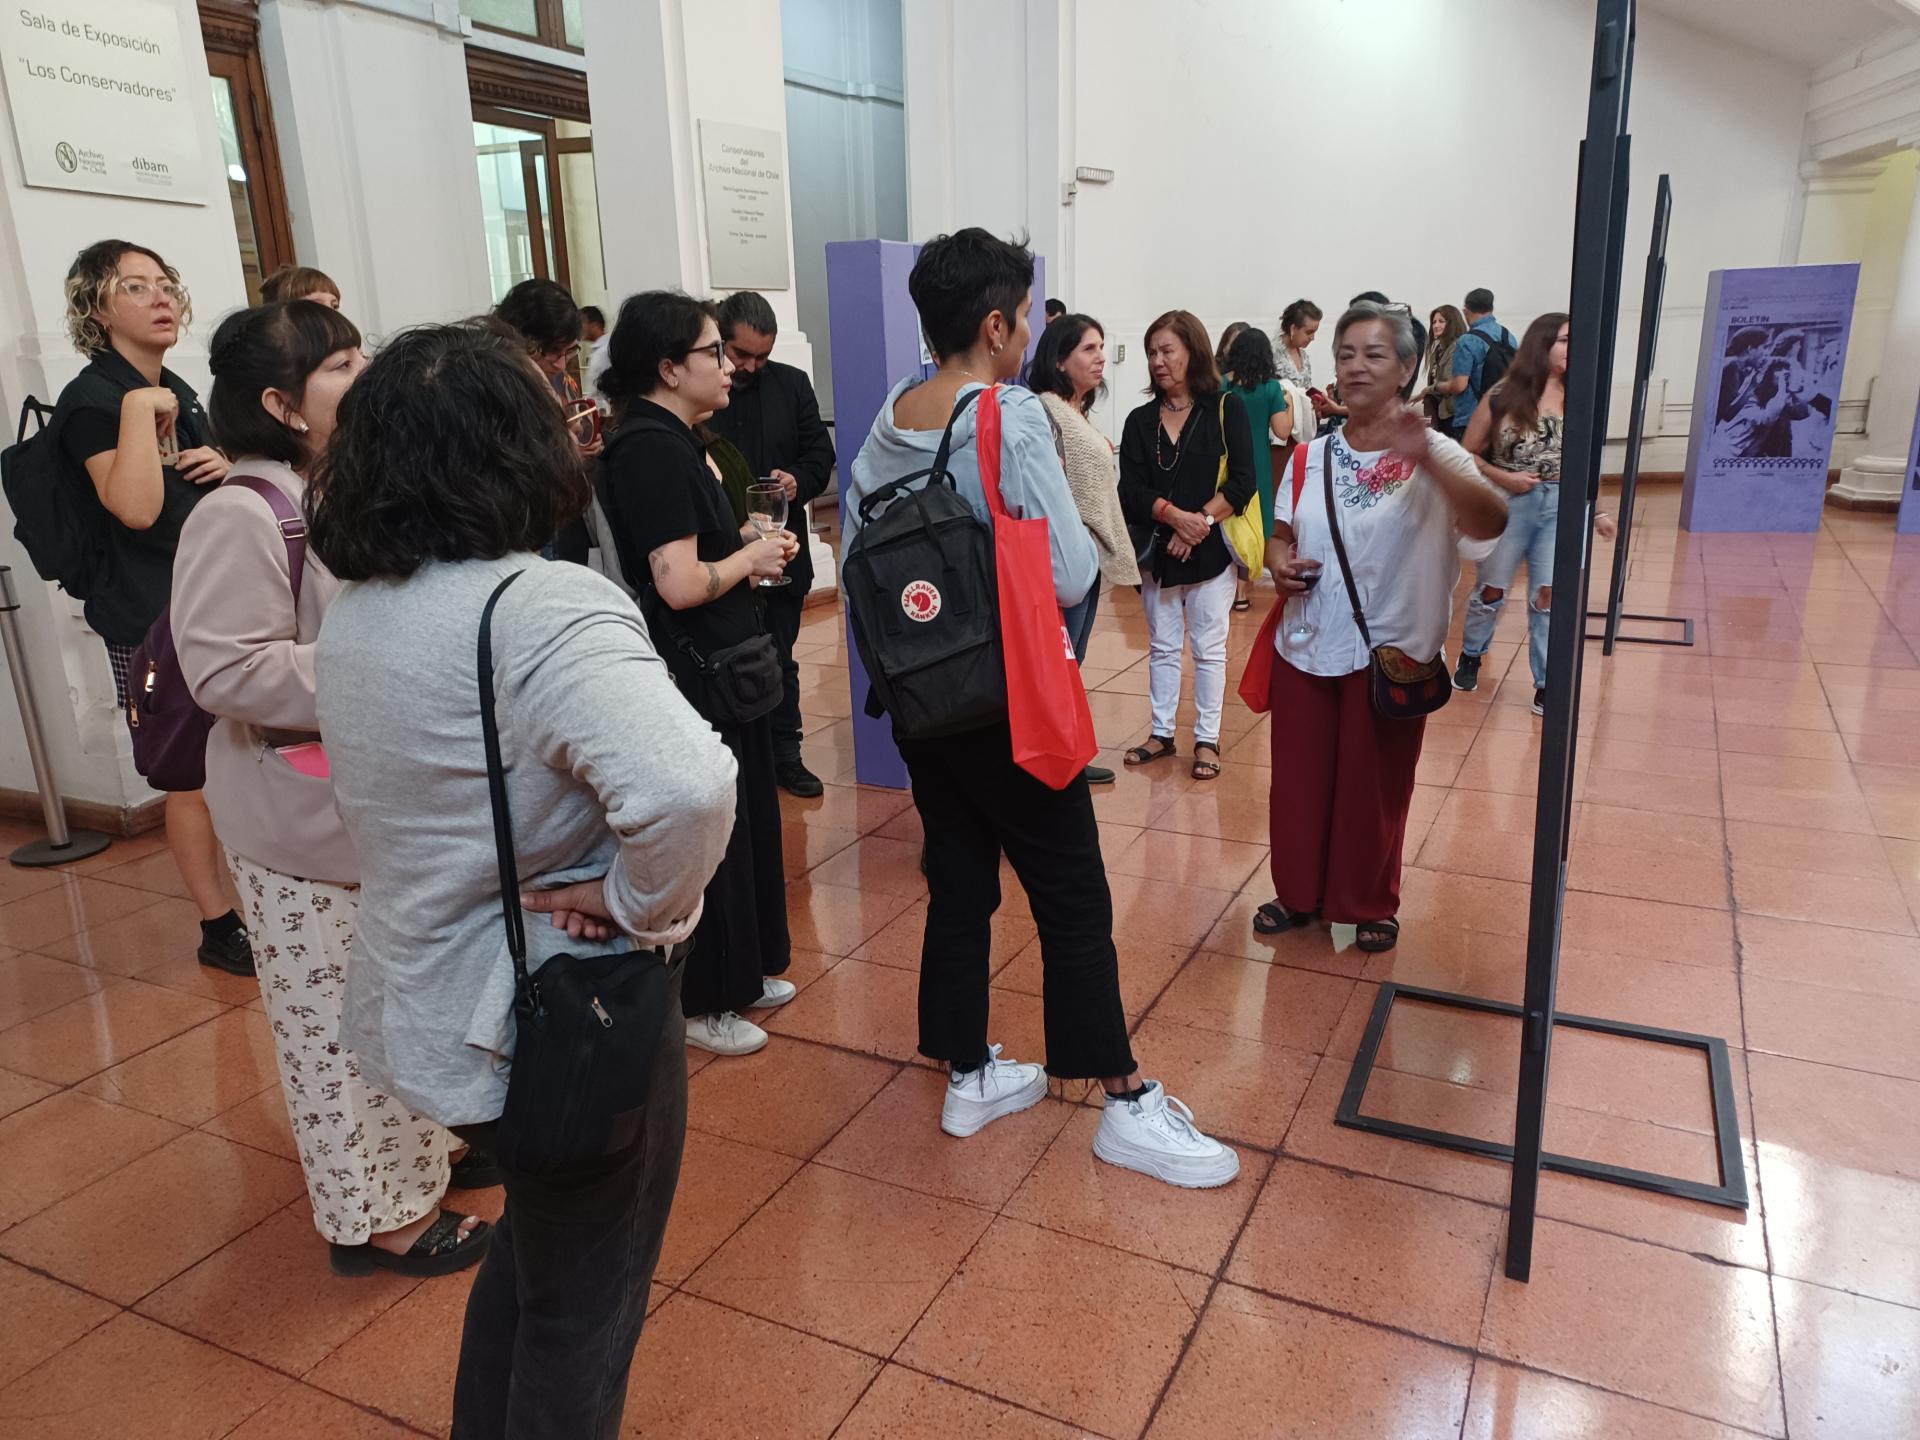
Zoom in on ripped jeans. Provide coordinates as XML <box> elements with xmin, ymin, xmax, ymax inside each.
<box><xmin>1461</xmin><ymin>481</ymin><xmax>1557</xmax><ymax>689</ymax></box>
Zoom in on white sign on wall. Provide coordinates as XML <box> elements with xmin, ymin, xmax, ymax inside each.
<box><xmin>0</xmin><ymin>0</ymin><xmax>205</xmax><ymax>205</ymax></box>
<box><xmin>698</xmin><ymin>120</ymin><xmax>790</xmax><ymax>291</ymax></box>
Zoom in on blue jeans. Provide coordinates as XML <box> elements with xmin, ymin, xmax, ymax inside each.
<box><xmin>1461</xmin><ymin>482</ymin><xmax>1557</xmax><ymax>688</ymax></box>
<box><xmin>1063</xmin><ymin>585</ymin><xmax>1101</xmax><ymax>666</ymax></box>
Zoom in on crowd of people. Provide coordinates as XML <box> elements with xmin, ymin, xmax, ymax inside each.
<box><xmin>18</xmin><ymin>228</ymin><xmax>1605</xmax><ymax>1436</ymax></box>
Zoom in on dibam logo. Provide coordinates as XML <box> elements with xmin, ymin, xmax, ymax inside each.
<box><xmin>900</xmin><ymin>579</ymin><xmax>941</xmax><ymax>622</ymax></box>
<box><xmin>54</xmin><ymin>142</ymin><xmax>77</xmax><ymax>174</ymax></box>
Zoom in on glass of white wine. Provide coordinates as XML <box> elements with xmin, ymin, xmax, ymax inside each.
<box><xmin>745</xmin><ymin>482</ymin><xmax>792</xmax><ymax>588</ymax></box>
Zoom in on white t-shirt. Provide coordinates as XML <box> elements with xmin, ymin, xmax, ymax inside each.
<box><xmin>1271</xmin><ymin>430</ymin><xmax>1498</xmax><ymax>677</ymax></box>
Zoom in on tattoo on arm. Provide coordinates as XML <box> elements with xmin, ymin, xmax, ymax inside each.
<box><xmin>703</xmin><ymin>562</ymin><xmax>721</xmax><ymax>600</ymax></box>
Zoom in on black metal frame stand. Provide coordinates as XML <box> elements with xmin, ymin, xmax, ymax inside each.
<box><xmin>1333</xmin><ymin>0</ymin><xmax>1748</xmax><ymax>1283</ymax></box>
<box><xmin>1586</xmin><ymin>173</ymin><xmax>1693</xmax><ymax>652</ymax></box>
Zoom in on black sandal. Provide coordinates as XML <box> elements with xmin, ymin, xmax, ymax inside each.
<box><xmin>1252</xmin><ymin>900</ymin><xmax>1315</xmax><ymax>935</ymax></box>
<box><xmin>1191</xmin><ymin>743</ymin><xmax>1222</xmax><ymax>781</ymax></box>
<box><xmin>330</xmin><ymin>1212</ymin><xmax>492</xmax><ymax>1279</ymax></box>
<box><xmin>1232</xmin><ymin>596</ymin><xmax>1252</xmax><ymax>612</ymax></box>
<box><xmin>1124</xmin><ymin>735</ymin><xmax>1178</xmax><ymax>767</ymax></box>
<box><xmin>1356</xmin><ymin>918</ymin><xmax>1400</xmax><ymax>953</ymax></box>
<box><xmin>447</xmin><ymin>1147</ymin><xmax>502</xmax><ymax>1190</ymax></box>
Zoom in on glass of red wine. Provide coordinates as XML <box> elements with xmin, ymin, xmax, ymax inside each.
<box><xmin>1283</xmin><ymin>543</ymin><xmax>1323</xmax><ymax>651</ymax></box>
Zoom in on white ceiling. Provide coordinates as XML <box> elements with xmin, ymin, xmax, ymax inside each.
<box><xmin>1641</xmin><ymin>0</ymin><xmax>1916</xmax><ymax>71</ymax></box>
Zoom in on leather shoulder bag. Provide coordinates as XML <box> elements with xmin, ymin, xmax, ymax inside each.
<box><xmin>478</xmin><ymin>570</ymin><xmax>686</xmax><ymax>1174</ymax></box>
<box><xmin>1321</xmin><ymin>440</ymin><xmax>1453</xmax><ymax>721</ymax></box>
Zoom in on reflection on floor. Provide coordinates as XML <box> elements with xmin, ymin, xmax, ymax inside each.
<box><xmin>0</xmin><ymin>485</ymin><xmax>1917</xmax><ymax>1437</ymax></box>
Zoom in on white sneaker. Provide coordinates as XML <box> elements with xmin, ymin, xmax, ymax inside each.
<box><xmin>940</xmin><ymin>1043</ymin><xmax>1048</xmax><ymax>1138</ymax></box>
<box><xmin>686</xmin><ymin>1011</ymin><xmax>768</xmax><ymax>1056</ymax></box>
<box><xmin>747</xmin><ymin>977</ymin><xmax>797</xmax><ymax>1009</ymax></box>
<box><xmin>1094</xmin><ymin>1081</ymin><xmax>1240</xmax><ymax>1188</ymax></box>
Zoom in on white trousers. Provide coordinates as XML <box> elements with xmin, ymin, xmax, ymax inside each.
<box><xmin>1140</xmin><ymin>565</ymin><xmax>1237</xmax><ymax>747</ymax></box>
<box><xmin>227</xmin><ymin>849</ymin><xmax>454</xmax><ymax>1245</ymax></box>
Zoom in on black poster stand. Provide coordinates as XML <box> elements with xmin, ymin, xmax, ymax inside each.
<box><xmin>1587</xmin><ymin>173</ymin><xmax>1694</xmax><ymax>652</ymax></box>
<box><xmin>1334</xmin><ymin>0</ymin><xmax>1747</xmax><ymax>1285</ymax></box>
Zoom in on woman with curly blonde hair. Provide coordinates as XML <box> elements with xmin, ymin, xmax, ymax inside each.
<box><xmin>54</xmin><ymin>238</ymin><xmax>252</xmax><ymax>978</ymax></box>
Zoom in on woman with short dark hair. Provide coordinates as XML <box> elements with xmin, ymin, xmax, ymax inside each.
<box><xmin>1222</xmin><ymin>327</ymin><xmax>1294</xmax><ymax>610</ymax></box>
<box><xmin>1258</xmin><ymin>302</ymin><xmax>1507</xmax><ymax>954</ymax></box>
<box><xmin>595</xmin><ymin>290</ymin><xmax>798</xmax><ymax>1060</ymax></box>
<box><xmin>1117</xmin><ymin>310</ymin><xmax>1256</xmax><ymax>781</ymax></box>
<box><xmin>308</xmin><ymin>319</ymin><xmax>738</xmax><ymax>1438</ymax></box>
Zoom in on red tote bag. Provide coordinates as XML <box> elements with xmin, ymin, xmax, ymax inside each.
<box><xmin>1237</xmin><ymin>443</ymin><xmax>1312</xmax><ymax>715</ymax></box>
<box><xmin>976</xmin><ymin>385</ymin><xmax>1097</xmax><ymax>789</ymax></box>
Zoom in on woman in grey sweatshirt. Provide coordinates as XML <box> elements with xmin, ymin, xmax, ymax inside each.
<box><xmin>307</xmin><ymin>321</ymin><xmax>736</xmax><ymax>1440</ymax></box>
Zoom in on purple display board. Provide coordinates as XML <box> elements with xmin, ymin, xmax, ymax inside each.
<box><xmin>1680</xmin><ymin>263</ymin><xmax>1859</xmax><ymax>533</ymax></box>
<box><xmin>1900</xmin><ymin>393</ymin><xmax>1920</xmax><ymax>535</ymax></box>
<box><xmin>825</xmin><ymin>239</ymin><xmax>1046</xmax><ymax>789</ymax></box>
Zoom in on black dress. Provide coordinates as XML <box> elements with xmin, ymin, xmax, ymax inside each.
<box><xmin>597</xmin><ymin>400</ymin><xmax>791</xmax><ymax>1018</ymax></box>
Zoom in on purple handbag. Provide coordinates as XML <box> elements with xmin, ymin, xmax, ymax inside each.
<box><xmin>127</xmin><ymin>475</ymin><xmax>307</xmax><ymax>792</ymax></box>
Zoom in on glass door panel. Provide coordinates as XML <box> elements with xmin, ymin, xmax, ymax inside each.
<box><xmin>209</xmin><ymin>74</ymin><xmax>266</xmax><ymax>302</ymax></box>
<box><xmin>474</xmin><ymin>117</ymin><xmax>557</xmax><ymax>299</ymax></box>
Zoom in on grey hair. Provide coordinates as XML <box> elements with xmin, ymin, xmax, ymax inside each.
<box><xmin>1333</xmin><ymin>301</ymin><xmax>1420</xmax><ymax>368</ymax></box>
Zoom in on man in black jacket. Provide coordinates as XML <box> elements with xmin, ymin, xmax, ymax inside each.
<box><xmin>708</xmin><ymin>291</ymin><xmax>837</xmax><ymax>796</ymax></box>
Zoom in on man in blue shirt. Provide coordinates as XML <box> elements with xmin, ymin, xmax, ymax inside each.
<box><xmin>1443</xmin><ymin>288</ymin><xmax>1517</xmax><ymax>441</ymax></box>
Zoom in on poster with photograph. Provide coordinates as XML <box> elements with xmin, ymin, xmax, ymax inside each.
<box><xmin>1680</xmin><ymin>264</ymin><xmax>1859</xmax><ymax>532</ymax></box>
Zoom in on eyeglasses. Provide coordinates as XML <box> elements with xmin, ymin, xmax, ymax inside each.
<box><xmin>682</xmin><ymin>340</ymin><xmax>726</xmax><ymax>368</ymax></box>
<box><xmin>116</xmin><ymin>279</ymin><xmax>187</xmax><ymax>307</ymax></box>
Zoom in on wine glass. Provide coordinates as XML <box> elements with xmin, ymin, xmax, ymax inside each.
<box><xmin>1282</xmin><ymin>544</ymin><xmax>1323</xmax><ymax>651</ymax></box>
<box><xmin>745</xmin><ymin>482</ymin><xmax>792</xmax><ymax>588</ymax></box>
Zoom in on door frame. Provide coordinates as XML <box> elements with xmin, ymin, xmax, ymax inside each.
<box><xmin>199</xmin><ymin>1</ymin><xmax>296</xmax><ymax>284</ymax></box>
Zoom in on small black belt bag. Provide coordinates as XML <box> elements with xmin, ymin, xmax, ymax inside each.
<box><xmin>479</xmin><ymin>571</ymin><xmax>685</xmax><ymax>1174</ymax></box>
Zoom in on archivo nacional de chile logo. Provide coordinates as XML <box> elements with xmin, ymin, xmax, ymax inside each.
<box><xmin>55</xmin><ymin>141</ymin><xmax>78</xmax><ymax>173</ymax></box>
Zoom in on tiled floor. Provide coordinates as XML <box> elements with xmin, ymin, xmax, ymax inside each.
<box><xmin>1</xmin><ymin>485</ymin><xmax>1918</xmax><ymax>1437</ymax></box>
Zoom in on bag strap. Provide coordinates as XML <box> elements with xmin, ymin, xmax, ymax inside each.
<box><xmin>932</xmin><ymin>387</ymin><xmax>985</xmax><ymax>476</ymax></box>
<box><xmin>1290</xmin><ymin>441</ymin><xmax>1309</xmax><ymax>514</ymax></box>
<box><xmin>477</xmin><ymin>570</ymin><xmax>532</xmax><ymax>993</ymax></box>
<box><xmin>1321</xmin><ymin>440</ymin><xmax>1374</xmax><ymax>652</ymax></box>
<box><xmin>14</xmin><ymin>397</ymin><xmax>51</xmax><ymax>446</ymax></box>
<box><xmin>976</xmin><ymin>386</ymin><xmax>1008</xmax><ymax>519</ymax></box>
<box><xmin>1212</xmin><ymin>394</ymin><xmax>1231</xmax><ymax>494</ymax></box>
<box><xmin>223</xmin><ymin>475</ymin><xmax>308</xmax><ymax>603</ymax></box>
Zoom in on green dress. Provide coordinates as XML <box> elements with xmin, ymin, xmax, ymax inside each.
<box><xmin>1224</xmin><ymin>376</ymin><xmax>1289</xmax><ymax>544</ymax></box>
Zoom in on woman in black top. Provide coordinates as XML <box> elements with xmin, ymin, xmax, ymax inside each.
<box><xmin>55</xmin><ymin>239</ymin><xmax>253</xmax><ymax>977</ymax></box>
<box><xmin>595</xmin><ymin>291</ymin><xmax>797</xmax><ymax>1058</ymax></box>
<box><xmin>1117</xmin><ymin>309</ymin><xmax>1255</xmax><ymax>781</ymax></box>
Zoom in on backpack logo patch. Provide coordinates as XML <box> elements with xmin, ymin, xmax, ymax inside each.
<box><xmin>901</xmin><ymin>579</ymin><xmax>942</xmax><ymax>622</ymax></box>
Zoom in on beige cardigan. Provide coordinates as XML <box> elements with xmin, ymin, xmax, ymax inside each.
<box><xmin>1039</xmin><ymin>391</ymin><xmax>1140</xmax><ymax>587</ymax></box>
<box><xmin>172</xmin><ymin>459</ymin><xmax>357</xmax><ymax>884</ymax></box>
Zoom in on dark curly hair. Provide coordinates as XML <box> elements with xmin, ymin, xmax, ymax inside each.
<box><xmin>494</xmin><ymin>277</ymin><xmax>582</xmax><ymax>354</ymax></box>
<box><xmin>1225</xmin><ymin>327</ymin><xmax>1277</xmax><ymax>388</ymax></box>
<box><xmin>1025</xmin><ymin>313</ymin><xmax>1105</xmax><ymax>414</ymax></box>
<box><xmin>305</xmin><ymin>319</ymin><xmax>589</xmax><ymax>581</ymax></box>
<box><xmin>208</xmin><ymin>301</ymin><xmax>363</xmax><ymax>465</ymax></box>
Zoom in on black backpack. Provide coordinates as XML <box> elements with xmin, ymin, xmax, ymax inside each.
<box><xmin>843</xmin><ymin>390</ymin><xmax>1006</xmax><ymax>739</ymax></box>
<box><xmin>1</xmin><ymin>394</ymin><xmax>114</xmax><ymax>600</ymax></box>
<box><xmin>1471</xmin><ymin>327</ymin><xmax>1516</xmax><ymax>396</ymax></box>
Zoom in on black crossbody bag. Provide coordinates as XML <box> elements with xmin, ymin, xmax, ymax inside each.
<box><xmin>1322</xmin><ymin>443</ymin><xmax>1453</xmax><ymax>721</ymax></box>
<box><xmin>479</xmin><ymin>571</ymin><xmax>686</xmax><ymax>1174</ymax></box>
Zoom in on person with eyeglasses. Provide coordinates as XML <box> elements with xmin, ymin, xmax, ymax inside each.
<box><xmin>53</xmin><ymin>239</ymin><xmax>252</xmax><ymax>979</ymax></box>
<box><xmin>495</xmin><ymin>278</ymin><xmax>598</xmax><ymax>563</ymax></box>
<box><xmin>595</xmin><ymin>291</ymin><xmax>799</xmax><ymax>1059</ymax></box>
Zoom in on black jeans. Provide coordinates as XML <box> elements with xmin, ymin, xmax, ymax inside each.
<box><xmin>449</xmin><ymin>963</ymin><xmax>688</xmax><ymax>1440</ymax></box>
<box><xmin>760</xmin><ymin>579</ymin><xmax>808</xmax><ymax>762</ymax></box>
<box><xmin>899</xmin><ymin>721</ymin><xmax>1135</xmax><ymax>1079</ymax></box>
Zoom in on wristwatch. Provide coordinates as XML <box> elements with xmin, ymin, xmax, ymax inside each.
<box><xmin>1204</xmin><ymin>513</ymin><xmax>1217</xmax><ymax>528</ymax></box>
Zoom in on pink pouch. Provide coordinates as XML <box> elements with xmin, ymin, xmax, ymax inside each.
<box><xmin>275</xmin><ymin>741</ymin><xmax>331</xmax><ymax>779</ymax></box>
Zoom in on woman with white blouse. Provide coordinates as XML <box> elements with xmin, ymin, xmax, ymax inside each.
<box><xmin>1256</xmin><ymin>302</ymin><xmax>1506</xmax><ymax>953</ymax></box>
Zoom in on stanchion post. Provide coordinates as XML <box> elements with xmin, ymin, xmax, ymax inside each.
<box><xmin>0</xmin><ymin>566</ymin><xmax>112</xmax><ymax>867</ymax></box>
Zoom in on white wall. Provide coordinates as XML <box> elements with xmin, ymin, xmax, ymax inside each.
<box><xmin>0</xmin><ymin>0</ymin><xmax>247</xmax><ymax>810</ymax></box>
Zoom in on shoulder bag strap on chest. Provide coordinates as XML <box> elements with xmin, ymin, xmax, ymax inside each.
<box><xmin>1322</xmin><ymin>440</ymin><xmax>1373</xmax><ymax>651</ymax></box>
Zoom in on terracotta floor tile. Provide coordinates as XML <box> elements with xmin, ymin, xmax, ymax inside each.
<box><xmin>1760</xmin><ymin>1144</ymin><xmax>1920</xmax><ymax>1308</ymax></box>
<box><xmin>622</xmin><ymin>1293</ymin><xmax>878</xmax><ymax>1438</ymax></box>
<box><xmin>200</xmin><ymin>1084</ymin><xmax>298</xmax><ymax>1161</ymax></box>
<box><xmin>1559</xmin><ymin>890</ymin><xmax>1738</xmax><ymax>970</ymax></box>
<box><xmin>817</xmin><ymin>1066</ymin><xmax>1074</xmax><ymax>1209</ymax></box>
<box><xmin>1143</xmin><ymin>788</ymin><xmax>1276</xmax><ymax>846</ymax></box>
<box><xmin>307</xmin><ymin>1267</ymin><xmax>474</xmax><ymax>1435</ymax></box>
<box><xmin>1460</xmin><ymin>1359</ymin><xmax>1757</xmax><ymax>1439</ymax></box>
<box><xmin>0</xmin><ymin>1257</ymin><xmax>116</xmax><ymax>1391</ymax></box>
<box><xmin>1432</xmin><ymin>787</ymin><xmax>1542</xmax><ymax>836</ymax></box>
<box><xmin>1479</xmin><ymin>1219</ymin><xmax>1783</xmax><ymax>1434</ymax></box>
<box><xmin>804</xmin><ymin>834</ymin><xmax>930</xmax><ymax>898</ymax></box>
<box><xmin>0</xmin><ymin>1311</ymin><xmax>285</xmax><ymax>1440</ymax></box>
<box><xmin>785</xmin><ymin>879</ymin><xmax>919</xmax><ymax>957</ymax></box>
<box><xmin>652</xmin><ymin>1129</ymin><xmax>802</xmax><ymax>1283</ymax></box>
<box><xmin>1003</xmin><ymin>1106</ymin><xmax>1268</xmax><ymax>1275</ymax></box>
<box><xmin>1717</xmin><ymin>721</ymin><xmax>1852</xmax><ymax>760</ymax></box>
<box><xmin>137</xmin><ymin>1202</ymin><xmax>419</xmax><ymax>1374</ymax></box>
<box><xmin>0</xmin><ymin>1129</ymin><xmax>304</xmax><ymax>1304</ymax></box>
<box><xmin>1105</xmin><ymin>829</ymin><xmax>1267</xmax><ymax>891</ymax></box>
<box><xmin>223</xmin><ymin>1384</ymin><xmax>427</xmax><ymax>1439</ymax></box>
<box><xmin>1127</xmin><ymin>1017</ymin><xmax>1318</xmax><ymax>1150</ymax></box>
<box><xmin>1414</xmin><ymin>823</ymin><xmax>1536</xmax><ymax>884</ymax></box>
<box><xmin>1735</xmin><ymin>913</ymin><xmax>1920</xmax><ymax>999</ymax></box>
<box><xmin>1567</xmin><ymin>837</ymin><xmax>1729</xmax><ymax>909</ymax></box>
<box><xmin>1226</xmin><ymin>1158</ymin><xmax>1501</xmax><ymax>1346</ymax></box>
<box><xmin>992</xmin><ymin>936</ymin><xmax>1193</xmax><ymax>1020</ymax></box>
<box><xmin>1747</xmin><ymin>1051</ymin><xmax>1920</xmax><ymax>1178</ymax></box>
<box><xmin>898</xmin><ymin>1217</ymin><xmax>1206</xmax><ymax>1437</ymax></box>
<box><xmin>0</xmin><ymin>1088</ymin><xmax>184</xmax><ymax>1229</ymax></box>
<box><xmin>1745</xmin><ymin>974</ymin><xmax>1920</xmax><ymax>1080</ymax></box>
<box><xmin>1726</xmin><ymin>820</ymin><xmax>1893</xmax><ymax>879</ymax></box>
<box><xmin>1722</xmin><ymin>780</ymin><xmax>1877</xmax><ymax>834</ymax></box>
<box><xmin>1775</xmin><ymin>1276</ymin><xmax>1920</xmax><ymax>1440</ymax></box>
<box><xmin>1731</xmin><ymin>860</ymin><xmax>1915</xmax><ymax>935</ymax></box>
<box><xmin>0</xmin><ymin>876</ymin><xmax>163</xmax><ymax>954</ymax></box>
<box><xmin>1198</xmin><ymin>895</ymin><xmax>1371</xmax><ymax>978</ymax></box>
<box><xmin>1147</xmin><ymin>1284</ymin><xmax>1474</xmax><ymax>1440</ymax></box>
<box><xmin>777</xmin><ymin>783</ymin><xmax>915</xmax><ymax>835</ymax></box>
<box><xmin>0</xmin><ymin>978</ymin><xmax>227</xmax><ymax>1084</ymax></box>
<box><xmin>686</xmin><ymin>1162</ymin><xmax>991</xmax><ymax>1353</ymax></box>
<box><xmin>1146</xmin><ymin>951</ymin><xmax>1353</xmax><ymax>1053</ymax></box>
<box><xmin>761</xmin><ymin>956</ymin><xmax>922</xmax><ymax>1061</ymax></box>
<box><xmin>782</xmin><ymin>821</ymin><xmax>861</xmax><ymax>880</ymax></box>
<box><xmin>121</xmin><ymin>945</ymin><xmax>263</xmax><ymax>1004</ymax></box>
<box><xmin>834</xmin><ymin>1365</ymin><xmax>1098</xmax><ymax>1439</ymax></box>
<box><xmin>0</xmin><ymin>950</ymin><xmax>113</xmax><ymax>1030</ymax></box>
<box><xmin>92</xmin><ymin>848</ymin><xmax>190</xmax><ymax>899</ymax></box>
<box><xmin>1107</xmin><ymin>876</ymin><xmax>1237</xmax><ymax>946</ymax></box>
<box><xmin>849</xmin><ymin>898</ymin><xmax>1035</xmax><ymax>972</ymax></box>
<box><xmin>1283</xmin><ymin>1058</ymin><xmax>1513</xmax><ymax>1205</ymax></box>
<box><xmin>686</xmin><ymin>1036</ymin><xmax>896</xmax><ymax>1157</ymax></box>
<box><xmin>75</xmin><ymin>1008</ymin><xmax>279</xmax><ymax>1125</ymax></box>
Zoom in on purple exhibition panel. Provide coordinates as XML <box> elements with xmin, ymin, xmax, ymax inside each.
<box><xmin>1679</xmin><ymin>263</ymin><xmax>1859</xmax><ymax>533</ymax></box>
<box><xmin>825</xmin><ymin>239</ymin><xmax>1046</xmax><ymax>789</ymax></box>
<box><xmin>1900</xmin><ymin>392</ymin><xmax>1920</xmax><ymax>535</ymax></box>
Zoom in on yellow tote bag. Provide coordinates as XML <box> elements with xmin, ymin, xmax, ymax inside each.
<box><xmin>1215</xmin><ymin>394</ymin><xmax>1267</xmax><ymax>572</ymax></box>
